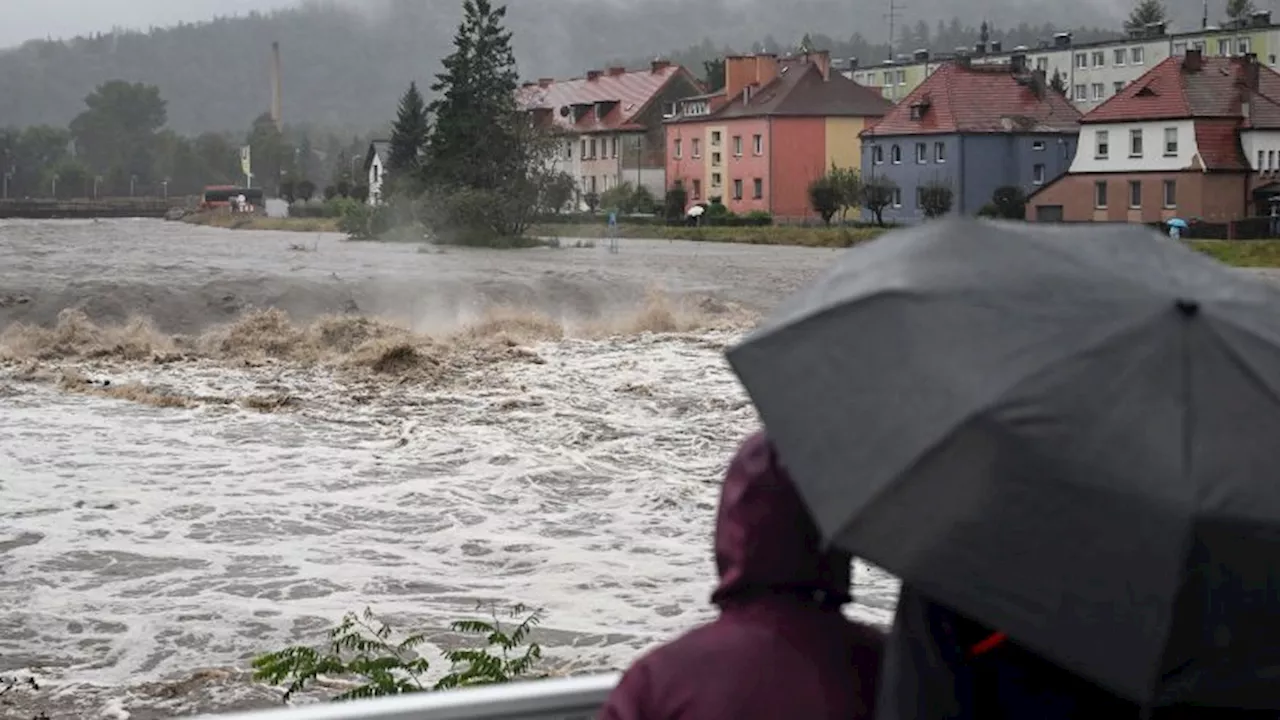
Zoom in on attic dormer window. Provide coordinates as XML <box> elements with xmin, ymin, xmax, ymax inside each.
<box><xmin>1135</xmin><ymin>85</ymin><xmax>1158</xmax><ymax>97</ymax></box>
<box><xmin>909</xmin><ymin>101</ymin><xmax>930</xmax><ymax>120</ymax></box>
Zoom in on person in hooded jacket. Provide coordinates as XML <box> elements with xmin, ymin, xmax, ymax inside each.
<box><xmin>598</xmin><ymin>431</ymin><xmax>885</xmax><ymax>720</ymax></box>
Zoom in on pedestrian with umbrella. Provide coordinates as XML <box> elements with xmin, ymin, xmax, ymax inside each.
<box><xmin>726</xmin><ymin>218</ymin><xmax>1280</xmax><ymax>714</ymax></box>
<box><xmin>1168</xmin><ymin>217</ymin><xmax>1189</xmax><ymax>241</ymax></box>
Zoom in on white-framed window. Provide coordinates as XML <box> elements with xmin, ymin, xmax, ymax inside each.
<box><xmin>711</xmin><ymin>172</ymin><xmax>721</xmax><ymax>187</ymax></box>
<box><xmin>732</xmin><ymin>178</ymin><xmax>743</xmax><ymax>200</ymax></box>
<box><xmin>1036</xmin><ymin>57</ymin><xmax>1048</xmax><ymax>70</ymax></box>
<box><xmin>1075</xmin><ymin>52</ymin><xmax>1087</xmax><ymax>68</ymax></box>
<box><xmin>1239</xmin><ymin>38</ymin><xmax>1252</xmax><ymax>55</ymax></box>
<box><xmin>896</xmin><ymin>69</ymin><xmax>906</xmax><ymax>85</ymax></box>
<box><xmin>1129</xmin><ymin>180</ymin><xmax>1142</xmax><ymax>208</ymax></box>
<box><xmin>1164</xmin><ymin>127</ymin><xmax>1178</xmax><ymax>155</ymax></box>
<box><xmin>1095</xmin><ymin>130</ymin><xmax>1109</xmax><ymax>159</ymax></box>
<box><xmin>1074</xmin><ymin>84</ymin><xmax>1087</xmax><ymax>100</ymax></box>
<box><xmin>711</xmin><ymin>152</ymin><xmax>722</xmax><ymax>167</ymax></box>
<box><xmin>674</xmin><ymin>139</ymin><xmax>682</xmax><ymax>159</ymax></box>
<box><xmin>1163</xmin><ymin>179</ymin><xmax>1176</xmax><ymax>208</ymax></box>
<box><xmin>1114</xmin><ymin>81</ymin><xmax>1125</xmax><ymax>94</ymax></box>
<box><xmin>1129</xmin><ymin>128</ymin><xmax>1143</xmax><ymax>157</ymax></box>
<box><xmin>1095</xmin><ymin>180</ymin><xmax>1108</xmax><ymax>208</ymax></box>
<box><xmin>710</xmin><ymin>131</ymin><xmax>721</xmax><ymax>146</ymax></box>
<box><xmin>1092</xmin><ymin>51</ymin><xmax>1105</xmax><ymax>66</ymax></box>
<box><xmin>1092</xmin><ymin>83</ymin><xmax>1105</xmax><ymax>100</ymax></box>
<box><xmin>892</xmin><ymin>187</ymin><xmax>903</xmax><ymax>207</ymax></box>
<box><xmin>1131</xmin><ymin>46</ymin><xmax>1144</xmax><ymax>64</ymax></box>
<box><xmin>1114</xmin><ymin>48</ymin><xmax>1127</xmax><ymax>65</ymax></box>
<box><xmin>1173</xmin><ymin>41</ymin><xmax>1187</xmax><ymax>56</ymax></box>
<box><xmin>891</xmin><ymin>144</ymin><xmax>902</xmax><ymax>164</ymax></box>
<box><xmin>1032</xmin><ymin>140</ymin><xmax>1046</xmax><ymax>151</ymax></box>
<box><xmin>611</xmin><ymin>137</ymin><xmax>618</xmax><ymax>158</ymax></box>
<box><xmin>692</xmin><ymin>138</ymin><xmax>701</xmax><ymax>158</ymax></box>
<box><xmin>753</xmin><ymin>178</ymin><xmax>763</xmax><ymax>199</ymax></box>
<box><xmin>732</xmin><ymin>135</ymin><xmax>743</xmax><ymax>156</ymax></box>
<box><xmin>1270</xmin><ymin>150</ymin><xmax>1277</xmax><ymax>169</ymax></box>
<box><xmin>1033</xmin><ymin>163</ymin><xmax>1046</xmax><ymax>185</ymax></box>
<box><xmin>872</xmin><ymin>145</ymin><xmax>884</xmax><ymax>164</ymax></box>
<box><xmin>915</xmin><ymin>143</ymin><xmax>927</xmax><ymax>163</ymax></box>
<box><xmin>935</xmin><ymin>141</ymin><xmax>946</xmax><ymax>162</ymax></box>
<box><xmin>1219</xmin><ymin>39</ymin><xmax>1230</xmax><ymax>56</ymax></box>
<box><xmin>1259</xmin><ymin>150</ymin><xmax>1265</xmax><ymax>169</ymax></box>
<box><xmin>753</xmin><ymin>134</ymin><xmax>763</xmax><ymax>155</ymax></box>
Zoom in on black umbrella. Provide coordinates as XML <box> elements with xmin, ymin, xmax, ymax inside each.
<box><xmin>727</xmin><ymin>218</ymin><xmax>1280</xmax><ymax>709</ymax></box>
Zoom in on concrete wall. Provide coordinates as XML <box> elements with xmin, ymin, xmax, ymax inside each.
<box><xmin>824</xmin><ymin>117</ymin><xmax>866</xmax><ymax>170</ymax></box>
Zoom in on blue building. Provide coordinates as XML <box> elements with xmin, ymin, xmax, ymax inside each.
<box><xmin>859</xmin><ymin>57</ymin><xmax>1082</xmax><ymax>223</ymax></box>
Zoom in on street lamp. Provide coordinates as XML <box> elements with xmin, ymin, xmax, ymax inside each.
<box><xmin>162</xmin><ymin>178</ymin><xmax>170</xmax><ymax>199</ymax></box>
<box><xmin>2</xmin><ymin>171</ymin><xmax>10</xmax><ymax>200</ymax></box>
<box><xmin>93</xmin><ymin>175</ymin><xmax>102</xmax><ymax>199</ymax></box>
<box><xmin>51</xmin><ymin>173</ymin><xmax>59</xmax><ymax>199</ymax></box>
<box><xmin>130</xmin><ymin>174</ymin><xmax>137</xmax><ymax>197</ymax></box>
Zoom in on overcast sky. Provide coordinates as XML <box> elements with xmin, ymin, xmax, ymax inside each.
<box><xmin>0</xmin><ymin>0</ymin><xmax>303</xmax><ymax>48</ymax></box>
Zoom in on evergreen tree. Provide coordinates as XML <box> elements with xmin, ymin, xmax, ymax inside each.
<box><xmin>1125</xmin><ymin>0</ymin><xmax>1168</xmax><ymax>31</ymax></box>
<box><xmin>386</xmin><ymin>81</ymin><xmax>429</xmax><ymax>197</ymax></box>
<box><xmin>424</xmin><ymin>0</ymin><xmax>520</xmax><ymax>191</ymax></box>
<box><xmin>1226</xmin><ymin>0</ymin><xmax>1256</xmax><ymax>23</ymax></box>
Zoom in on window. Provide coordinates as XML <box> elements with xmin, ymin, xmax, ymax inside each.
<box><xmin>896</xmin><ymin>69</ymin><xmax>907</xmax><ymax>85</ymax></box>
<box><xmin>590</xmin><ymin>175</ymin><xmax>598</xmax><ymax>192</ymax></box>
<box><xmin>1173</xmin><ymin>41</ymin><xmax>1187</xmax><ymax>56</ymax></box>
<box><xmin>1074</xmin><ymin>84</ymin><xmax>1087</xmax><ymax>100</ymax></box>
<box><xmin>1092</xmin><ymin>51</ymin><xmax>1105</xmax><ymax>66</ymax></box>
<box><xmin>732</xmin><ymin>178</ymin><xmax>743</xmax><ymax>200</ymax></box>
<box><xmin>565</xmin><ymin>141</ymin><xmax>573</xmax><ymax>160</ymax></box>
<box><xmin>1129</xmin><ymin>128</ymin><xmax>1143</xmax><ymax>157</ymax></box>
<box><xmin>1095</xmin><ymin>180</ymin><xmax>1108</xmax><ymax>208</ymax></box>
<box><xmin>1131</xmin><ymin>46</ymin><xmax>1144</xmax><ymax>64</ymax></box>
<box><xmin>1239</xmin><ymin>38</ymin><xmax>1251</xmax><ymax>55</ymax></box>
<box><xmin>692</xmin><ymin>179</ymin><xmax>701</xmax><ymax>200</ymax></box>
<box><xmin>892</xmin><ymin>187</ymin><xmax>903</xmax><ymax>207</ymax></box>
<box><xmin>1163</xmin><ymin>127</ymin><xmax>1177</xmax><ymax>155</ymax></box>
<box><xmin>711</xmin><ymin>172</ymin><xmax>722</xmax><ymax>187</ymax></box>
<box><xmin>915</xmin><ymin>143</ymin><xmax>927</xmax><ymax>163</ymax></box>
<box><xmin>1163</xmin><ymin>180</ymin><xmax>1176</xmax><ymax>208</ymax></box>
<box><xmin>590</xmin><ymin>138</ymin><xmax>597</xmax><ymax>158</ymax></box>
<box><xmin>692</xmin><ymin>138</ymin><xmax>701</xmax><ymax>158</ymax></box>
<box><xmin>1271</xmin><ymin>150</ymin><xmax>1276</xmax><ymax>169</ymax></box>
<box><xmin>711</xmin><ymin>131</ymin><xmax>722</xmax><ymax>146</ymax></box>
<box><xmin>1033</xmin><ymin>163</ymin><xmax>1046</xmax><ymax>185</ymax></box>
<box><xmin>753</xmin><ymin>134</ymin><xmax>763</xmax><ymax>155</ymax></box>
<box><xmin>1075</xmin><ymin>52</ymin><xmax>1087</xmax><ymax>68</ymax></box>
<box><xmin>1114</xmin><ymin>81</ymin><xmax>1125</xmax><ymax>94</ymax></box>
<box><xmin>1129</xmin><ymin>180</ymin><xmax>1141</xmax><ymax>208</ymax></box>
<box><xmin>1036</xmin><ymin>57</ymin><xmax>1048</xmax><ymax>70</ymax></box>
<box><xmin>581</xmin><ymin>139</ymin><xmax>587</xmax><ymax>157</ymax></box>
<box><xmin>712</xmin><ymin>152</ymin><xmax>722</xmax><ymax>167</ymax></box>
<box><xmin>733</xmin><ymin>135</ymin><xmax>743</xmax><ymax>156</ymax></box>
<box><xmin>935</xmin><ymin>141</ymin><xmax>946</xmax><ymax>162</ymax></box>
<box><xmin>1193</xmin><ymin>41</ymin><xmax>1205</xmax><ymax>52</ymax></box>
<box><xmin>1030</xmin><ymin>140</ymin><xmax>1045</xmax><ymax>151</ymax></box>
<box><xmin>753</xmin><ymin>178</ymin><xmax>763</xmax><ymax>199</ymax></box>
<box><xmin>884</xmin><ymin>70</ymin><xmax>894</xmax><ymax>85</ymax></box>
<box><xmin>611</xmin><ymin>137</ymin><xmax>618</xmax><ymax>158</ymax></box>
<box><xmin>916</xmin><ymin>186</ymin><xmax>924</xmax><ymax>207</ymax></box>
<box><xmin>1259</xmin><ymin>150</ymin><xmax>1265</xmax><ymax>169</ymax></box>
<box><xmin>891</xmin><ymin>144</ymin><xmax>902</xmax><ymax>164</ymax></box>
<box><xmin>872</xmin><ymin>145</ymin><xmax>884</xmax><ymax>164</ymax></box>
<box><xmin>1092</xmin><ymin>83</ymin><xmax>1105</xmax><ymax>100</ymax></box>
<box><xmin>674</xmin><ymin>139</ymin><xmax>682</xmax><ymax>159</ymax></box>
<box><xmin>1114</xmin><ymin>48</ymin><xmax>1127</xmax><ymax>65</ymax></box>
<box><xmin>1095</xmin><ymin>130</ymin><xmax>1110</xmax><ymax>159</ymax></box>
<box><xmin>1219</xmin><ymin>39</ymin><xmax>1230</xmax><ymax>56</ymax></box>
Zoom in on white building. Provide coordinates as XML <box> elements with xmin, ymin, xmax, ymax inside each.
<box><xmin>363</xmin><ymin>140</ymin><xmax>389</xmax><ymax>206</ymax></box>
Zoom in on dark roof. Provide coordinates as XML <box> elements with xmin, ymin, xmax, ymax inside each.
<box><xmin>517</xmin><ymin>64</ymin><xmax>698</xmax><ymax>133</ymax></box>
<box><xmin>1083</xmin><ymin>55</ymin><xmax>1280</xmax><ymax>125</ymax></box>
<box><xmin>862</xmin><ymin>61</ymin><xmax>1081</xmax><ymax>137</ymax></box>
<box><xmin>364</xmin><ymin>140</ymin><xmax>389</xmax><ymax>171</ymax></box>
<box><xmin>669</xmin><ymin>60</ymin><xmax>892</xmax><ymax>123</ymax></box>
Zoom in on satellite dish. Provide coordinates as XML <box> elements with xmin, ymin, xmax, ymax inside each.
<box><xmin>559</xmin><ymin>106</ymin><xmax>571</xmax><ymax>117</ymax></box>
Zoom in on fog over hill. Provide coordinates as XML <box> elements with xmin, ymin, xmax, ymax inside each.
<box><xmin>0</xmin><ymin>0</ymin><xmax>1222</xmax><ymax>135</ymax></box>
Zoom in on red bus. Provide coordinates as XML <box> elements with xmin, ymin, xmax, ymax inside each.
<box><xmin>200</xmin><ymin>185</ymin><xmax>264</xmax><ymax>212</ymax></box>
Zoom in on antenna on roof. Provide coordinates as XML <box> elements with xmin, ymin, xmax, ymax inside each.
<box><xmin>884</xmin><ymin>0</ymin><xmax>906</xmax><ymax>61</ymax></box>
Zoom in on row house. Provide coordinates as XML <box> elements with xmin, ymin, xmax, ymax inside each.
<box><xmin>1029</xmin><ymin>50</ymin><xmax>1280</xmax><ymax>223</ymax></box>
<box><xmin>860</xmin><ymin>57</ymin><xmax>1081</xmax><ymax>223</ymax></box>
<box><xmin>848</xmin><ymin>13</ymin><xmax>1280</xmax><ymax>112</ymax></box>
<box><xmin>518</xmin><ymin>61</ymin><xmax>702</xmax><ymax>207</ymax></box>
<box><xmin>664</xmin><ymin>51</ymin><xmax>892</xmax><ymax>221</ymax></box>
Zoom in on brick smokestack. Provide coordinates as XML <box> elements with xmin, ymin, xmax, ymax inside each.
<box><xmin>1183</xmin><ymin>47</ymin><xmax>1203</xmax><ymax>72</ymax></box>
<box><xmin>271</xmin><ymin>41</ymin><xmax>283</xmax><ymax>132</ymax></box>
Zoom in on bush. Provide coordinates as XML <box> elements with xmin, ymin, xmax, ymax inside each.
<box><xmin>990</xmin><ymin>186</ymin><xmax>1027</xmax><ymax>220</ymax></box>
<box><xmin>664</xmin><ymin>185</ymin><xmax>688</xmax><ymax>223</ymax></box>
<box><xmin>252</xmin><ymin>604</ymin><xmax>543</xmax><ymax>702</ymax></box>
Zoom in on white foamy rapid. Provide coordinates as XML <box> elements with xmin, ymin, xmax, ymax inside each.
<box><xmin>0</xmin><ymin>220</ymin><xmax>898</xmax><ymax>719</ymax></box>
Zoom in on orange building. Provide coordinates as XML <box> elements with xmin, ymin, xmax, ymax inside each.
<box><xmin>664</xmin><ymin>51</ymin><xmax>892</xmax><ymax>221</ymax></box>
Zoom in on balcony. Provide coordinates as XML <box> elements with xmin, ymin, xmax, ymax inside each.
<box><xmin>190</xmin><ymin>674</ymin><xmax>619</xmax><ymax>720</ymax></box>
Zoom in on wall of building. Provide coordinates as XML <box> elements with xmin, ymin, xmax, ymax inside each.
<box><xmin>862</xmin><ymin>134</ymin><xmax>959</xmax><ymax>223</ymax></box>
<box><xmin>770</xmin><ymin>117</ymin><xmax>828</xmax><ymax>220</ymax></box>
<box><xmin>1030</xmin><ymin>171</ymin><xmax>1248</xmax><ymax>222</ymax></box>
<box><xmin>1070</xmin><ymin>120</ymin><xmax>1199</xmax><ymax>173</ymax></box>
<box><xmin>1240</xmin><ymin>129</ymin><xmax>1280</xmax><ymax>171</ymax></box>
<box><xmin>824</xmin><ymin>117</ymin><xmax>866</xmax><ymax>170</ymax></box>
<box><xmin>367</xmin><ymin>155</ymin><xmax>384</xmax><ymax>206</ymax></box>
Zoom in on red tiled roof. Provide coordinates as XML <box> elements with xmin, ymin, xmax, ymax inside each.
<box><xmin>1082</xmin><ymin>55</ymin><xmax>1280</xmax><ymax>125</ymax></box>
<box><xmin>1195</xmin><ymin>119</ymin><xmax>1248</xmax><ymax>171</ymax></box>
<box><xmin>706</xmin><ymin>62</ymin><xmax>892</xmax><ymax>120</ymax></box>
<box><xmin>517</xmin><ymin>65</ymin><xmax>696</xmax><ymax>134</ymax></box>
<box><xmin>861</xmin><ymin>62</ymin><xmax>1081</xmax><ymax>136</ymax></box>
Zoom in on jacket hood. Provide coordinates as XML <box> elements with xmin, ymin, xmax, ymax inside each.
<box><xmin>711</xmin><ymin>431</ymin><xmax>853</xmax><ymax>608</ymax></box>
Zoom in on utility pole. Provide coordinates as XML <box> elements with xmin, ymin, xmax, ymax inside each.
<box><xmin>885</xmin><ymin>0</ymin><xmax>907</xmax><ymax>61</ymax></box>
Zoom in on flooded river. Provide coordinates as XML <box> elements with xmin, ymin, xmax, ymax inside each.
<box><xmin>0</xmin><ymin>219</ymin><xmax>898</xmax><ymax>718</ymax></box>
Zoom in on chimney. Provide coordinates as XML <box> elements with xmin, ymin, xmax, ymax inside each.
<box><xmin>608</xmin><ymin>66</ymin><xmax>626</xmax><ymax>76</ymax></box>
<box><xmin>586</xmin><ymin>69</ymin><xmax>602</xmax><ymax>81</ymax></box>
<box><xmin>956</xmin><ymin>55</ymin><xmax>972</xmax><ymax>69</ymax></box>
<box><xmin>913</xmin><ymin>49</ymin><xmax>930</xmax><ymax>62</ymax></box>
<box><xmin>990</xmin><ymin>40</ymin><xmax>1002</xmax><ymax>53</ymax></box>
<box><xmin>1243</xmin><ymin>53</ymin><xmax>1260</xmax><ymax>89</ymax></box>
<box><xmin>270</xmin><ymin>41</ymin><xmax>282</xmax><ymax>132</ymax></box>
<box><xmin>847</xmin><ymin>56</ymin><xmax>859</xmax><ymax>71</ymax></box>
<box><xmin>1031</xmin><ymin>68</ymin><xmax>1047</xmax><ymax>97</ymax></box>
<box><xmin>651</xmin><ymin>59</ymin><xmax>671</xmax><ymax>73</ymax></box>
<box><xmin>1184</xmin><ymin>47</ymin><xmax>1203</xmax><ymax>71</ymax></box>
<box><xmin>975</xmin><ymin>41</ymin><xmax>987</xmax><ymax>55</ymax></box>
<box><xmin>538</xmin><ymin>77</ymin><xmax>554</xmax><ymax>88</ymax></box>
<box><xmin>724</xmin><ymin>54</ymin><xmax>780</xmax><ymax>101</ymax></box>
<box><xmin>807</xmin><ymin>49</ymin><xmax>831</xmax><ymax>81</ymax></box>
<box><xmin>1010</xmin><ymin>52</ymin><xmax>1027</xmax><ymax>73</ymax></box>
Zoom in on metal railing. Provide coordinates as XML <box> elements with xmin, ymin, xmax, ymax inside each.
<box><xmin>188</xmin><ymin>673</ymin><xmax>619</xmax><ymax>720</ymax></box>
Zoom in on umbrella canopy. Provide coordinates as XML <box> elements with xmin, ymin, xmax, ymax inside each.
<box><xmin>1168</xmin><ymin>217</ymin><xmax>1189</xmax><ymax>229</ymax></box>
<box><xmin>726</xmin><ymin>218</ymin><xmax>1280</xmax><ymax>709</ymax></box>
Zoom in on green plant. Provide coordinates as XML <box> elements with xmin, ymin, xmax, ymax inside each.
<box><xmin>252</xmin><ymin>604</ymin><xmax>543</xmax><ymax>703</ymax></box>
<box><xmin>990</xmin><ymin>185</ymin><xmax>1027</xmax><ymax>219</ymax></box>
<box><xmin>583</xmin><ymin>191</ymin><xmax>600</xmax><ymax>213</ymax></box>
<box><xmin>863</xmin><ymin>177</ymin><xmax>898</xmax><ymax>227</ymax></box>
<box><xmin>808</xmin><ymin>175</ymin><xmax>840</xmax><ymax>225</ymax></box>
<box><xmin>919</xmin><ymin>182</ymin><xmax>954</xmax><ymax>218</ymax></box>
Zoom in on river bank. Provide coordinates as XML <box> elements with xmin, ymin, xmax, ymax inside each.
<box><xmin>178</xmin><ymin>214</ymin><xmax>1280</xmax><ymax>268</ymax></box>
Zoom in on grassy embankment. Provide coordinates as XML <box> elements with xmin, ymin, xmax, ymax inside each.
<box><xmin>181</xmin><ymin>213</ymin><xmax>1280</xmax><ymax>268</ymax></box>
